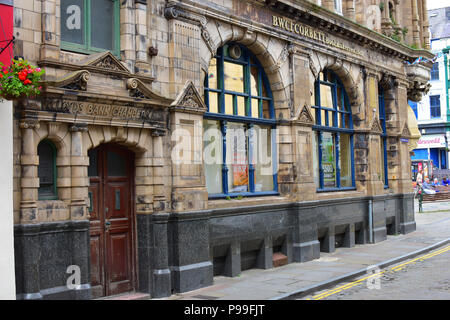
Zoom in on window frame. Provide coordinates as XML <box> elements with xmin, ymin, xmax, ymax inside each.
<box><xmin>312</xmin><ymin>69</ymin><xmax>356</xmax><ymax>192</ymax></box>
<box><xmin>430</xmin><ymin>95</ymin><xmax>441</xmax><ymax>118</ymax></box>
<box><xmin>430</xmin><ymin>62</ymin><xmax>439</xmax><ymax>81</ymax></box>
<box><xmin>60</xmin><ymin>0</ymin><xmax>120</xmax><ymax>57</ymax></box>
<box><xmin>38</xmin><ymin>139</ymin><xmax>58</xmax><ymax>200</ymax></box>
<box><xmin>378</xmin><ymin>87</ymin><xmax>389</xmax><ymax>189</ymax></box>
<box><xmin>203</xmin><ymin>43</ymin><xmax>278</xmax><ymax>199</ymax></box>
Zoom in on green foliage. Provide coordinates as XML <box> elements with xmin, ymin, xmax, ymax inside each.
<box><xmin>0</xmin><ymin>59</ymin><xmax>45</xmax><ymax>99</ymax></box>
<box><xmin>379</xmin><ymin>2</ymin><xmax>385</xmax><ymax>12</ymax></box>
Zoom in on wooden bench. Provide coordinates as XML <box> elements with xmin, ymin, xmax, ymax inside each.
<box><xmin>422</xmin><ymin>186</ymin><xmax>450</xmax><ymax>202</ymax></box>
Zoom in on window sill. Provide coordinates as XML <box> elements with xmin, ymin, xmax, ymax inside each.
<box><xmin>208</xmin><ymin>194</ymin><xmax>289</xmax><ymax>210</ymax></box>
<box><xmin>316</xmin><ymin>187</ymin><xmax>357</xmax><ymax>193</ymax></box>
<box><xmin>316</xmin><ymin>189</ymin><xmax>365</xmax><ymax>200</ymax></box>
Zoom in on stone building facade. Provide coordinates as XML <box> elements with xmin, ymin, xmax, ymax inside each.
<box><xmin>11</xmin><ymin>0</ymin><xmax>432</xmax><ymax>299</ymax></box>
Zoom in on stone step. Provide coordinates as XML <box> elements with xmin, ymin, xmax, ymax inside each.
<box><xmin>98</xmin><ymin>292</ymin><xmax>150</xmax><ymax>300</ymax></box>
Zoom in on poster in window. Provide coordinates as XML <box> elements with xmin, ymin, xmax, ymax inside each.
<box><xmin>230</xmin><ymin>126</ymin><xmax>248</xmax><ymax>192</ymax></box>
<box><xmin>322</xmin><ymin>132</ymin><xmax>336</xmax><ymax>188</ymax></box>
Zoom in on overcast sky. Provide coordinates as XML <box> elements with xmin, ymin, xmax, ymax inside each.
<box><xmin>428</xmin><ymin>0</ymin><xmax>450</xmax><ymax>10</ymax></box>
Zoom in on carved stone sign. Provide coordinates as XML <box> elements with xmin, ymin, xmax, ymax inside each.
<box><xmin>42</xmin><ymin>99</ymin><xmax>166</xmax><ymax>124</ymax></box>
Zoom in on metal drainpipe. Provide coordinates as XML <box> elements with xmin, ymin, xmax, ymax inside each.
<box><xmin>368</xmin><ymin>199</ymin><xmax>373</xmax><ymax>244</ymax></box>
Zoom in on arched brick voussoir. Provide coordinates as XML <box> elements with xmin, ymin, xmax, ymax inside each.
<box><xmin>215</xmin><ymin>21</ymin><xmax>233</xmax><ymax>47</ymax></box>
<box><xmin>246</xmin><ymin>33</ymin><xmax>271</xmax><ymax>56</ymax></box>
<box><xmin>33</xmin><ymin>123</ymin><xmax>71</xmax><ymax>157</ymax></box>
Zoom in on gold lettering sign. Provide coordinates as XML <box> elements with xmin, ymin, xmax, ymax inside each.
<box><xmin>272</xmin><ymin>16</ymin><xmax>363</xmax><ymax>56</ymax></box>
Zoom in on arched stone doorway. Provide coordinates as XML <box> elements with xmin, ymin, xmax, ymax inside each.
<box><xmin>88</xmin><ymin>143</ymin><xmax>136</xmax><ymax>298</ymax></box>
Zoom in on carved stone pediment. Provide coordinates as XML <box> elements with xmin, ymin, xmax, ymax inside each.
<box><xmin>292</xmin><ymin>105</ymin><xmax>314</xmax><ymax>125</ymax></box>
<box><xmin>43</xmin><ymin>70</ymin><xmax>91</xmax><ymax>91</ymax></box>
<box><xmin>170</xmin><ymin>81</ymin><xmax>207</xmax><ymax>114</ymax></box>
<box><xmin>369</xmin><ymin>116</ymin><xmax>383</xmax><ymax>134</ymax></box>
<box><xmin>400</xmin><ymin>121</ymin><xmax>412</xmax><ymax>137</ymax></box>
<box><xmin>80</xmin><ymin>51</ymin><xmax>130</xmax><ymax>73</ymax></box>
<box><xmin>126</xmin><ymin>78</ymin><xmax>172</xmax><ymax>104</ymax></box>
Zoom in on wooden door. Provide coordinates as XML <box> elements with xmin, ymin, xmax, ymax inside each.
<box><xmin>88</xmin><ymin>144</ymin><xmax>135</xmax><ymax>298</ymax></box>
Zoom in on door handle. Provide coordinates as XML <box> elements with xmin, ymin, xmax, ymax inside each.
<box><xmin>105</xmin><ymin>220</ymin><xmax>111</xmax><ymax>232</ymax></box>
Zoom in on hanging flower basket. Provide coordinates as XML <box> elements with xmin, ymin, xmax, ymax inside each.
<box><xmin>0</xmin><ymin>59</ymin><xmax>45</xmax><ymax>101</ymax></box>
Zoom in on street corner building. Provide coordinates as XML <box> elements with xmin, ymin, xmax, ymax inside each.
<box><xmin>11</xmin><ymin>0</ymin><xmax>432</xmax><ymax>299</ymax></box>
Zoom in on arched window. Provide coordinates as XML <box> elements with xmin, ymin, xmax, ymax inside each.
<box><xmin>311</xmin><ymin>69</ymin><xmax>355</xmax><ymax>190</ymax></box>
<box><xmin>379</xmin><ymin>87</ymin><xmax>389</xmax><ymax>188</ymax></box>
<box><xmin>38</xmin><ymin>139</ymin><xmax>58</xmax><ymax>200</ymax></box>
<box><xmin>203</xmin><ymin>43</ymin><xmax>277</xmax><ymax>198</ymax></box>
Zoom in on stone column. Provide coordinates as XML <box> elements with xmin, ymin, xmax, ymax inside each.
<box><xmin>69</xmin><ymin>124</ymin><xmax>89</xmax><ymax>220</ymax></box>
<box><xmin>19</xmin><ymin>120</ymin><xmax>40</xmax><ymax>224</ymax></box>
<box><xmin>411</xmin><ymin>0</ymin><xmax>421</xmax><ymax>48</ymax></box>
<box><xmin>345</xmin><ymin>0</ymin><xmax>356</xmax><ymax>21</ymax></box>
<box><xmin>152</xmin><ymin>133</ymin><xmax>168</xmax><ymax>212</ymax></box>
<box><xmin>366</xmin><ymin>73</ymin><xmax>385</xmax><ymax>195</ymax></box>
<box><xmin>120</xmin><ymin>0</ymin><xmax>136</xmax><ymax>72</ymax></box>
<box><xmin>420</xmin><ymin>0</ymin><xmax>430</xmax><ymax>50</ymax></box>
<box><xmin>134</xmin><ymin>0</ymin><xmax>151</xmax><ymax>75</ymax></box>
<box><xmin>40</xmin><ymin>0</ymin><xmax>59</xmax><ymax>61</ymax></box>
<box><xmin>322</xmin><ymin>0</ymin><xmax>335</xmax><ymax>12</ymax></box>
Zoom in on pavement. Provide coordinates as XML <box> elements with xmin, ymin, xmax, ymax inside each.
<box><xmin>159</xmin><ymin>199</ymin><xmax>450</xmax><ymax>300</ymax></box>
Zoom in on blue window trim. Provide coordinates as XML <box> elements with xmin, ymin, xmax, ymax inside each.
<box><xmin>430</xmin><ymin>95</ymin><xmax>441</xmax><ymax>119</ymax></box>
<box><xmin>313</xmin><ymin>69</ymin><xmax>355</xmax><ymax>191</ymax></box>
<box><xmin>204</xmin><ymin>44</ymin><xmax>278</xmax><ymax>199</ymax></box>
<box><xmin>378</xmin><ymin>87</ymin><xmax>389</xmax><ymax>189</ymax></box>
<box><xmin>430</xmin><ymin>62</ymin><xmax>439</xmax><ymax>81</ymax></box>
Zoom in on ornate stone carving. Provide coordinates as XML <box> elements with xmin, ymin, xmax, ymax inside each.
<box><xmin>293</xmin><ymin>105</ymin><xmax>314</xmax><ymax>125</ymax></box>
<box><xmin>407</xmin><ymin>81</ymin><xmax>431</xmax><ymax>102</ymax></box>
<box><xmin>126</xmin><ymin>78</ymin><xmax>172</xmax><ymax>102</ymax></box>
<box><xmin>401</xmin><ymin>121</ymin><xmax>412</xmax><ymax>137</ymax></box>
<box><xmin>44</xmin><ymin>70</ymin><xmax>91</xmax><ymax>91</ymax></box>
<box><xmin>170</xmin><ymin>81</ymin><xmax>207</xmax><ymax>114</ymax></box>
<box><xmin>276</xmin><ymin>44</ymin><xmax>291</xmax><ymax>69</ymax></box>
<box><xmin>19</xmin><ymin>120</ymin><xmax>40</xmax><ymax>130</ymax></box>
<box><xmin>70</xmin><ymin>124</ymin><xmax>88</xmax><ymax>132</ymax></box>
<box><xmin>165</xmin><ymin>4</ymin><xmax>214</xmax><ymax>54</ymax></box>
<box><xmin>82</xmin><ymin>51</ymin><xmax>130</xmax><ymax>72</ymax></box>
<box><xmin>370</xmin><ymin>117</ymin><xmax>383</xmax><ymax>134</ymax></box>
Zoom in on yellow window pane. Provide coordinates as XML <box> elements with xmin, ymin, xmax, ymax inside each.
<box><xmin>251</xmin><ymin>98</ymin><xmax>259</xmax><ymax>118</ymax></box>
<box><xmin>321</xmin><ymin>109</ymin><xmax>326</xmax><ymax>126</ymax></box>
<box><xmin>250</xmin><ymin>66</ymin><xmax>259</xmax><ymax>96</ymax></box>
<box><xmin>208</xmin><ymin>92</ymin><xmax>218</xmax><ymax>113</ymax></box>
<box><xmin>319</xmin><ymin>72</ymin><xmax>325</xmax><ymax>81</ymax></box>
<box><xmin>320</xmin><ymin>84</ymin><xmax>333</xmax><ymax>109</ymax></box>
<box><xmin>311</xmin><ymin>89</ymin><xmax>316</xmax><ymax>106</ymax></box>
<box><xmin>339</xmin><ymin>134</ymin><xmax>352</xmax><ymax>187</ymax></box>
<box><xmin>263</xmin><ymin>100</ymin><xmax>270</xmax><ymax>119</ymax></box>
<box><xmin>225</xmin><ymin>94</ymin><xmax>233</xmax><ymax>115</ymax></box>
<box><xmin>237</xmin><ymin>96</ymin><xmax>246</xmax><ymax>116</ymax></box>
<box><xmin>224</xmin><ymin>61</ymin><xmax>244</xmax><ymax>93</ymax></box>
<box><xmin>208</xmin><ymin>58</ymin><xmax>218</xmax><ymax>89</ymax></box>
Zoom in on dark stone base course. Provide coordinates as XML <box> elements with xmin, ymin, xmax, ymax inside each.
<box><xmin>14</xmin><ymin>220</ymin><xmax>91</xmax><ymax>300</ymax></box>
<box><xmin>14</xmin><ymin>193</ymin><xmax>415</xmax><ymax>300</ymax></box>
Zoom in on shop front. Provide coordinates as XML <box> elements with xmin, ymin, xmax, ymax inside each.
<box><xmin>413</xmin><ymin>134</ymin><xmax>448</xmax><ymax>169</ymax></box>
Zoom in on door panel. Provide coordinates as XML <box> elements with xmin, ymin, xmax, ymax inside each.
<box><xmin>88</xmin><ymin>144</ymin><xmax>135</xmax><ymax>298</ymax></box>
